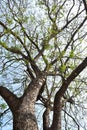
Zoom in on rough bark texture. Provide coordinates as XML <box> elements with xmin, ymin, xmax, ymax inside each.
<box><xmin>51</xmin><ymin>97</ymin><xmax>62</xmax><ymax>130</ymax></box>
<box><xmin>0</xmin><ymin>86</ymin><xmax>20</xmax><ymax>113</ymax></box>
<box><xmin>43</xmin><ymin>107</ymin><xmax>50</xmax><ymax>130</ymax></box>
<box><xmin>13</xmin><ymin>73</ymin><xmax>46</xmax><ymax>130</ymax></box>
<box><xmin>13</xmin><ymin>109</ymin><xmax>38</xmax><ymax>130</ymax></box>
<box><xmin>0</xmin><ymin>58</ymin><xmax>87</xmax><ymax>130</ymax></box>
<box><xmin>0</xmin><ymin>72</ymin><xmax>46</xmax><ymax>130</ymax></box>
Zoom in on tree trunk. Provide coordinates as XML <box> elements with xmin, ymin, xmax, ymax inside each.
<box><xmin>1</xmin><ymin>58</ymin><xmax>87</xmax><ymax>130</ymax></box>
<box><xmin>12</xmin><ymin>73</ymin><xmax>45</xmax><ymax>130</ymax></box>
<box><xmin>13</xmin><ymin>107</ymin><xmax>38</xmax><ymax>130</ymax></box>
<box><xmin>0</xmin><ymin>72</ymin><xmax>46</xmax><ymax>130</ymax></box>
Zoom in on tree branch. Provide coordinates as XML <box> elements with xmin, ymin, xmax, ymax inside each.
<box><xmin>43</xmin><ymin>107</ymin><xmax>50</xmax><ymax>130</ymax></box>
<box><xmin>0</xmin><ymin>86</ymin><xmax>20</xmax><ymax>113</ymax></box>
<box><xmin>51</xmin><ymin>57</ymin><xmax>87</xmax><ymax>130</ymax></box>
<box><xmin>0</xmin><ymin>21</ymin><xmax>24</xmax><ymax>45</ymax></box>
<box><xmin>0</xmin><ymin>108</ymin><xmax>9</xmax><ymax>118</ymax></box>
<box><xmin>82</xmin><ymin>0</ymin><xmax>87</xmax><ymax>14</ymax></box>
<box><xmin>55</xmin><ymin>57</ymin><xmax>87</xmax><ymax>100</ymax></box>
<box><xmin>63</xmin><ymin>109</ymin><xmax>80</xmax><ymax>130</ymax></box>
<box><xmin>0</xmin><ymin>21</ymin><xmax>41</xmax><ymax>76</ymax></box>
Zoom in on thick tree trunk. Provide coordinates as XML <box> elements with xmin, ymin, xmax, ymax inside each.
<box><xmin>12</xmin><ymin>73</ymin><xmax>45</xmax><ymax>130</ymax></box>
<box><xmin>0</xmin><ymin>72</ymin><xmax>46</xmax><ymax>130</ymax></box>
<box><xmin>0</xmin><ymin>58</ymin><xmax>87</xmax><ymax>130</ymax></box>
<box><xmin>13</xmin><ymin>96</ymin><xmax>39</xmax><ymax>130</ymax></box>
<box><xmin>13</xmin><ymin>108</ymin><xmax>38</xmax><ymax>130</ymax></box>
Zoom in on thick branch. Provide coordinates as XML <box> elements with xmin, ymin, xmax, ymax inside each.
<box><xmin>0</xmin><ymin>86</ymin><xmax>20</xmax><ymax>113</ymax></box>
<box><xmin>51</xmin><ymin>57</ymin><xmax>87</xmax><ymax>130</ymax></box>
<box><xmin>43</xmin><ymin>107</ymin><xmax>50</xmax><ymax>130</ymax></box>
<box><xmin>19</xmin><ymin>72</ymin><xmax>46</xmax><ymax>115</ymax></box>
<box><xmin>51</xmin><ymin>97</ymin><xmax>62</xmax><ymax>130</ymax></box>
<box><xmin>60</xmin><ymin>57</ymin><xmax>87</xmax><ymax>95</ymax></box>
<box><xmin>54</xmin><ymin>57</ymin><xmax>87</xmax><ymax>100</ymax></box>
<box><xmin>37</xmin><ymin>80</ymin><xmax>46</xmax><ymax>100</ymax></box>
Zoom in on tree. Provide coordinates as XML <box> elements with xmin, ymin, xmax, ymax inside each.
<box><xmin>0</xmin><ymin>0</ymin><xmax>87</xmax><ymax>130</ymax></box>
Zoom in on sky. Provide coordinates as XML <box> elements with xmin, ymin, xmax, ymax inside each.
<box><xmin>0</xmin><ymin>0</ymin><xmax>87</xmax><ymax>130</ymax></box>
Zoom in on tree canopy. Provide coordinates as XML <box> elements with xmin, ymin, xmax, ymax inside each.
<box><xmin>0</xmin><ymin>0</ymin><xmax>87</xmax><ymax>130</ymax></box>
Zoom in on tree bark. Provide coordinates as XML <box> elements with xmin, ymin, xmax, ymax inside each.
<box><xmin>0</xmin><ymin>86</ymin><xmax>20</xmax><ymax>113</ymax></box>
<box><xmin>0</xmin><ymin>72</ymin><xmax>46</xmax><ymax>130</ymax></box>
<box><xmin>43</xmin><ymin>107</ymin><xmax>50</xmax><ymax>130</ymax></box>
<box><xmin>13</xmin><ymin>73</ymin><xmax>46</xmax><ymax>130</ymax></box>
<box><xmin>51</xmin><ymin>57</ymin><xmax>87</xmax><ymax>130</ymax></box>
<box><xmin>51</xmin><ymin>97</ymin><xmax>62</xmax><ymax>130</ymax></box>
<box><xmin>0</xmin><ymin>58</ymin><xmax>87</xmax><ymax>130</ymax></box>
<box><xmin>13</xmin><ymin>108</ymin><xmax>38</xmax><ymax>130</ymax></box>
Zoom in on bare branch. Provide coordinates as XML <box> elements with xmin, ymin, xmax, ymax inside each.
<box><xmin>82</xmin><ymin>0</ymin><xmax>87</xmax><ymax>14</ymax></box>
<box><xmin>62</xmin><ymin>109</ymin><xmax>80</xmax><ymax>130</ymax></box>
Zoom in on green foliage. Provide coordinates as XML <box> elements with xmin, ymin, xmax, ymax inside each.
<box><xmin>10</xmin><ymin>46</ymin><xmax>21</xmax><ymax>54</ymax></box>
<box><xmin>60</xmin><ymin>64</ymin><xmax>66</xmax><ymax>73</ymax></box>
<box><xmin>70</xmin><ymin>50</ymin><xmax>74</xmax><ymax>58</ymax></box>
<box><xmin>43</xmin><ymin>55</ymin><xmax>49</xmax><ymax>65</ymax></box>
<box><xmin>30</xmin><ymin>15</ymin><xmax>35</xmax><ymax>22</ymax></box>
<box><xmin>0</xmin><ymin>0</ymin><xmax>87</xmax><ymax>129</ymax></box>
<box><xmin>51</xmin><ymin>4</ymin><xmax>57</xmax><ymax>14</ymax></box>
<box><xmin>44</xmin><ymin>44</ymin><xmax>50</xmax><ymax>50</ymax></box>
<box><xmin>7</xmin><ymin>17</ymin><xmax>13</xmax><ymax>25</ymax></box>
<box><xmin>24</xmin><ymin>16</ymin><xmax>29</xmax><ymax>23</ymax></box>
<box><xmin>0</xmin><ymin>41</ymin><xmax>21</xmax><ymax>54</ymax></box>
<box><xmin>0</xmin><ymin>103</ymin><xmax>7</xmax><ymax>109</ymax></box>
<box><xmin>37</xmin><ymin>0</ymin><xmax>44</xmax><ymax>6</ymax></box>
<box><xmin>4</xmin><ymin>28</ymin><xmax>10</xmax><ymax>34</ymax></box>
<box><xmin>0</xmin><ymin>41</ymin><xmax>8</xmax><ymax>49</ymax></box>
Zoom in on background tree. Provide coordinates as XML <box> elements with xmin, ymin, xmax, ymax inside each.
<box><xmin>0</xmin><ymin>0</ymin><xmax>87</xmax><ymax>130</ymax></box>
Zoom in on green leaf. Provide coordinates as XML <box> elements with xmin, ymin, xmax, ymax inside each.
<box><xmin>7</xmin><ymin>18</ymin><xmax>13</xmax><ymax>25</ymax></box>
<box><xmin>24</xmin><ymin>16</ymin><xmax>28</xmax><ymax>23</ymax></box>
<box><xmin>60</xmin><ymin>64</ymin><xmax>66</xmax><ymax>72</ymax></box>
<box><xmin>0</xmin><ymin>41</ymin><xmax>8</xmax><ymax>49</ymax></box>
<box><xmin>44</xmin><ymin>44</ymin><xmax>50</xmax><ymax>50</ymax></box>
<box><xmin>51</xmin><ymin>4</ymin><xmax>57</xmax><ymax>14</ymax></box>
<box><xmin>43</xmin><ymin>55</ymin><xmax>48</xmax><ymax>65</ymax></box>
<box><xmin>70</xmin><ymin>50</ymin><xmax>74</xmax><ymax>58</ymax></box>
<box><xmin>30</xmin><ymin>15</ymin><xmax>35</xmax><ymax>22</ymax></box>
<box><xmin>10</xmin><ymin>46</ymin><xmax>21</xmax><ymax>54</ymax></box>
<box><xmin>68</xmin><ymin>127</ymin><xmax>71</xmax><ymax>130</ymax></box>
<box><xmin>0</xmin><ymin>103</ymin><xmax>7</xmax><ymax>109</ymax></box>
<box><xmin>61</xmin><ymin>50</ymin><xmax>65</xmax><ymax>57</ymax></box>
<box><xmin>38</xmin><ymin>0</ymin><xmax>44</xmax><ymax>5</ymax></box>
